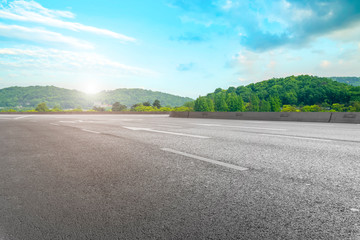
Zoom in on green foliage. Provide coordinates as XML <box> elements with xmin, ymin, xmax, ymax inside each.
<box><xmin>35</xmin><ymin>102</ymin><xmax>49</xmax><ymax>112</ymax></box>
<box><xmin>259</xmin><ymin>100</ymin><xmax>271</xmax><ymax>112</ymax></box>
<box><xmin>173</xmin><ymin>106</ymin><xmax>193</xmax><ymax>112</ymax></box>
<box><xmin>153</xmin><ymin>99</ymin><xmax>161</xmax><ymax>108</ymax></box>
<box><xmin>92</xmin><ymin>106</ymin><xmax>104</xmax><ymax>112</ymax></box>
<box><xmin>226</xmin><ymin>93</ymin><xmax>239</xmax><ymax>112</ymax></box>
<box><xmin>330</xmin><ymin>77</ymin><xmax>360</xmax><ymax>86</ymax></box>
<box><xmin>214</xmin><ymin>93</ymin><xmax>228</xmax><ymax>111</ymax></box>
<box><xmin>183</xmin><ymin>101</ymin><xmax>195</xmax><ymax>108</ymax></box>
<box><xmin>143</xmin><ymin>101</ymin><xmax>151</xmax><ymax>106</ymax></box>
<box><xmin>112</xmin><ymin>102</ymin><xmax>127</xmax><ymax>111</ymax></box>
<box><xmin>194</xmin><ymin>97</ymin><xmax>213</xmax><ymax>112</ymax></box>
<box><xmin>269</xmin><ymin>96</ymin><xmax>281</xmax><ymax>112</ymax></box>
<box><xmin>301</xmin><ymin>105</ymin><xmax>322</xmax><ymax>112</ymax></box>
<box><xmin>281</xmin><ymin>105</ymin><xmax>298</xmax><ymax>112</ymax></box>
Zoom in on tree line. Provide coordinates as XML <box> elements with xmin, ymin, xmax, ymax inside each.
<box><xmin>1</xmin><ymin>99</ymin><xmax>193</xmax><ymax>112</ymax></box>
<box><xmin>193</xmin><ymin>75</ymin><xmax>360</xmax><ymax>112</ymax></box>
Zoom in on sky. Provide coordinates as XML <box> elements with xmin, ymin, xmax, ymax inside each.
<box><xmin>0</xmin><ymin>0</ymin><xmax>360</xmax><ymax>98</ymax></box>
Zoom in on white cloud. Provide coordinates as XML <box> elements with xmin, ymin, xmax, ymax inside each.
<box><xmin>0</xmin><ymin>47</ymin><xmax>155</xmax><ymax>76</ymax></box>
<box><xmin>320</xmin><ymin>60</ymin><xmax>331</xmax><ymax>68</ymax></box>
<box><xmin>0</xmin><ymin>23</ymin><xmax>93</xmax><ymax>49</ymax></box>
<box><xmin>0</xmin><ymin>0</ymin><xmax>135</xmax><ymax>42</ymax></box>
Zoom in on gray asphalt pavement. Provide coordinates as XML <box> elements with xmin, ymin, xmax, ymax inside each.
<box><xmin>0</xmin><ymin>114</ymin><xmax>359</xmax><ymax>239</ymax></box>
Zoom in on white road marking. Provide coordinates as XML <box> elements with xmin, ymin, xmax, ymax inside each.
<box><xmin>193</xmin><ymin>123</ymin><xmax>286</xmax><ymax>131</ymax></box>
<box><xmin>350</xmin><ymin>208</ymin><xmax>359</xmax><ymax>212</ymax></box>
<box><xmin>157</xmin><ymin>124</ymin><xmax>181</xmax><ymax>128</ymax></box>
<box><xmin>193</xmin><ymin>123</ymin><xmax>222</xmax><ymax>127</ymax></box>
<box><xmin>50</xmin><ymin>123</ymin><xmax>59</xmax><ymax>126</ymax></box>
<box><xmin>161</xmin><ymin>148</ymin><xmax>248</xmax><ymax>171</ymax></box>
<box><xmin>81</xmin><ymin>129</ymin><xmax>100</xmax><ymax>134</ymax></box>
<box><xmin>59</xmin><ymin>121</ymin><xmax>77</xmax><ymax>123</ymax></box>
<box><xmin>14</xmin><ymin>115</ymin><xmax>32</xmax><ymax>120</ymax></box>
<box><xmin>123</xmin><ymin>126</ymin><xmax>210</xmax><ymax>139</ymax></box>
<box><xmin>260</xmin><ymin>133</ymin><xmax>333</xmax><ymax>142</ymax></box>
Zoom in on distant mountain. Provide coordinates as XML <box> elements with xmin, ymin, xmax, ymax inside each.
<box><xmin>96</xmin><ymin>88</ymin><xmax>193</xmax><ymax>107</ymax></box>
<box><xmin>0</xmin><ymin>86</ymin><xmax>193</xmax><ymax>109</ymax></box>
<box><xmin>330</xmin><ymin>77</ymin><xmax>360</xmax><ymax>86</ymax></box>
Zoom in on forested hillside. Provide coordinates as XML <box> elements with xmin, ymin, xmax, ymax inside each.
<box><xmin>330</xmin><ymin>77</ymin><xmax>360</xmax><ymax>86</ymax></box>
<box><xmin>0</xmin><ymin>86</ymin><xmax>193</xmax><ymax>109</ymax></box>
<box><xmin>194</xmin><ymin>75</ymin><xmax>360</xmax><ymax>112</ymax></box>
<box><xmin>96</xmin><ymin>89</ymin><xmax>193</xmax><ymax>107</ymax></box>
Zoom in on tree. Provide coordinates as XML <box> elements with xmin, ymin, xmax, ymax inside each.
<box><xmin>238</xmin><ymin>95</ymin><xmax>245</xmax><ymax>112</ymax></box>
<box><xmin>331</xmin><ymin>103</ymin><xmax>345</xmax><ymax>112</ymax></box>
<box><xmin>269</xmin><ymin>96</ymin><xmax>281</xmax><ymax>112</ymax></box>
<box><xmin>214</xmin><ymin>93</ymin><xmax>228</xmax><ymax>111</ymax></box>
<box><xmin>281</xmin><ymin>105</ymin><xmax>298</xmax><ymax>112</ymax></box>
<box><xmin>112</xmin><ymin>102</ymin><xmax>127</xmax><ymax>111</ymax></box>
<box><xmin>301</xmin><ymin>105</ymin><xmax>322</xmax><ymax>112</ymax></box>
<box><xmin>226</xmin><ymin>93</ymin><xmax>239</xmax><ymax>112</ymax></box>
<box><xmin>143</xmin><ymin>101</ymin><xmax>151</xmax><ymax>106</ymax></box>
<box><xmin>248</xmin><ymin>94</ymin><xmax>260</xmax><ymax>112</ymax></box>
<box><xmin>51</xmin><ymin>105</ymin><xmax>62</xmax><ymax>112</ymax></box>
<box><xmin>259</xmin><ymin>100</ymin><xmax>271</xmax><ymax>112</ymax></box>
<box><xmin>35</xmin><ymin>102</ymin><xmax>49</xmax><ymax>112</ymax></box>
<box><xmin>153</xmin><ymin>99</ymin><xmax>161</xmax><ymax>108</ymax></box>
<box><xmin>194</xmin><ymin>97</ymin><xmax>213</xmax><ymax>112</ymax></box>
<box><xmin>92</xmin><ymin>106</ymin><xmax>105</xmax><ymax>111</ymax></box>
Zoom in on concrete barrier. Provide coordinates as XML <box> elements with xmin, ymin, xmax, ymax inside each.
<box><xmin>169</xmin><ymin>111</ymin><xmax>189</xmax><ymax>118</ymax></box>
<box><xmin>171</xmin><ymin>112</ymin><xmax>334</xmax><ymax>123</ymax></box>
<box><xmin>330</xmin><ymin>112</ymin><xmax>360</xmax><ymax>123</ymax></box>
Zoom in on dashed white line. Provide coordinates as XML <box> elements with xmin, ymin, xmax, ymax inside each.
<box><xmin>161</xmin><ymin>148</ymin><xmax>248</xmax><ymax>171</ymax></box>
<box><xmin>81</xmin><ymin>129</ymin><xmax>100</xmax><ymax>134</ymax></box>
<box><xmin>50</xmin><ymin>123</ymin><xmax>59</xmax><ymax>126</ymax></box>
<box><xmin>123</xmin><ymin>126</ymin><xmax>210</xmax><ymax>139</ymax></box>
<box><xmin>14</xmin><ymin>115</ymin><xmax>32</xmax><ymax>120</ymax></box>
<box><xmin>193</xmin><ymin>123</ymin><xmax>286</xmax><ymax>131</ymax></box>
<box><xmin>260</xmin><ymin>133</ymin><xmax>333</xmax><ymax>142</ymax></box>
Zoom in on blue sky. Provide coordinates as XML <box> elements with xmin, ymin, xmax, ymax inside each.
<box><xmin>0</xmin><ymin>0</ymin><xmax>360</xmax><ymax>98</ymax></box>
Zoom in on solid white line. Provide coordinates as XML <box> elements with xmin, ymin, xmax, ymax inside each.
<box><xmin>81</xmin><ymin>129</ymin><xmax>100</xmax><ymax>134</ymax></box>
<box><xmin>260</xmin><ymin>133</ymin><xmax>333</xmax><ymax>142</ymax></box>
<box><xmin>14</xmin><ymin>115</ymin><xmax>32</xmax><ymax>120</ymax></box>
<box><xmin>50</xmin><ymin>123</ymin><xmax>59</xmax><ymax>126</ymax></box>
<box><xmin>161</xmin><ymin>148</ymin><xmax>248</xmax><ymax>171</ymax></box>
<box><xmin>123</xmin><ymin>126</ymin><xmax>210</xmax><ymax>139</ymax></box>
<box><xmin>193</xmin><ymin>123</ymin><xmax>286</xmax><ymax>131</ymax></box>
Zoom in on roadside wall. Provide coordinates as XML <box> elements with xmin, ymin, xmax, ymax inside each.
<box><xmin>330</xmin><ymin>112</ymin><xmax>360</xmax><ymax>123</ymax></box>
<box><xmin>170</xmin><ymin>111</ymin><xmax>360</xmax><ymax>123</ymax></box>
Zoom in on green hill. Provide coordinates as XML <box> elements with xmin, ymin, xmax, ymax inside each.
<box><xmin>330</xmin><ymin>77</ymin><xmax>360</xmax><ymax>86</ymax></box>
<box><xmin>0</xmin><ymin>86</ymin><xmax>193</xmax><ymax>110</ymax></box>
<box><xmin>96</xmin><ymin>88</ymin><xmax>193</xmax><ymax>107</ymax></box>
<box><xmin>194</xmin><ymin>75</ymin><xmax>360</xmax><ymax>112</ymax></box>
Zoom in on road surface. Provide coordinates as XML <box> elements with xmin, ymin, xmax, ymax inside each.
<box><xmin>0</xmin><ymin>114</ymin><xmax>359</xmax><ymax>239</ymax></box>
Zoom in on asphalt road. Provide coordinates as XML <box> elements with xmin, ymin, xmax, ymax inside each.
<box><xmin>0</xmin><ymin>114</ymin><xmax>359</xmax><ymax>239</ymax></box>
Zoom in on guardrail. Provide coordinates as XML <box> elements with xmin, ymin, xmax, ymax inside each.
<box><xmin>170</xmin><ymin>112</ymin><xmax>360</xmax><ymax>123</ymax></box>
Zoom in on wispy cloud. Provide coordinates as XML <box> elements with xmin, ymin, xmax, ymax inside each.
<box><xmin>0</xmin><ymin>23</ymin><xmax>93</xmax><ymax>49</ymax></box>
<box><xmin>171</xmin><ymin>32</ymin><xmax>207</xmax><ymax>43</ymax></box>
<box><xmin>177</xmin><ymin>62</ymin><xmax>194</xmax><ymax>71</ymax></box>
<box><xmin>0</xmin><ymin>47</ymin><xmax>154</xmax><ymax>75</ymax></box>
<box><xmin>0</xmin><ymin>0</ymin><xmax>135</xmax><ymax>42</ymax></box>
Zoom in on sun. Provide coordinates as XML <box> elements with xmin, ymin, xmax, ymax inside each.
<box><xmin>83</xmin><ymin>84</ymin><xmax>100</xmax><ymax>95</ymax></box>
